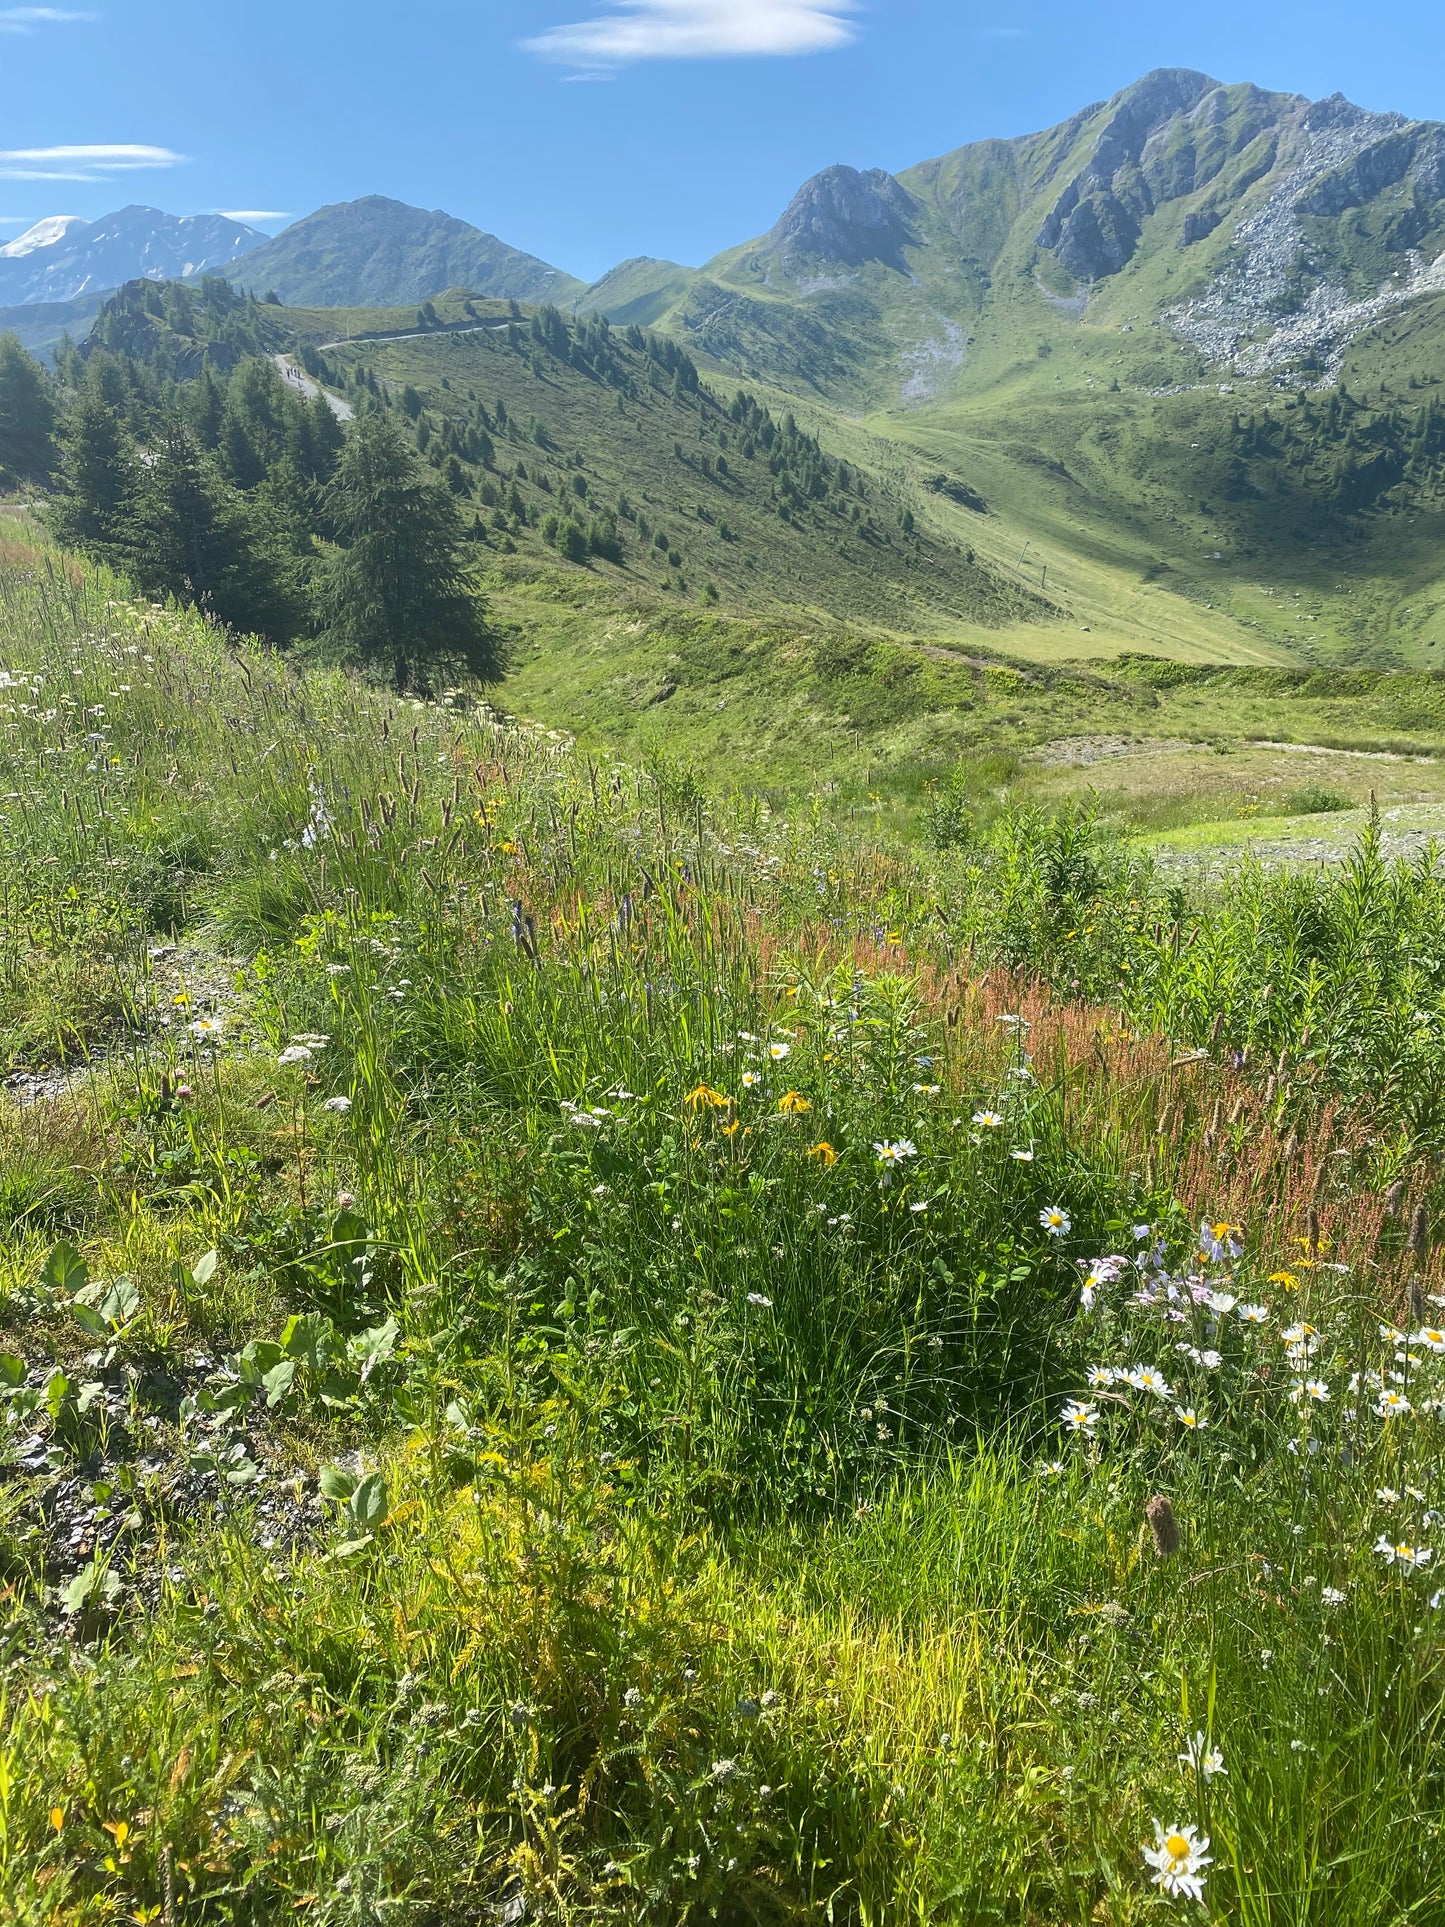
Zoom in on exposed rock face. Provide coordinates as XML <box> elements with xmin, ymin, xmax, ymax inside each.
<box><xmin>1018</xmin><ymin>70</ymin><xmax>1445</xmax><ymax>376</ymax></box>
<box><xmin>765</xmin><ymin>166</ymin><xmax>918</xmax><ymax>271</ymax></box>
<box><xmin>1036</xmin><ymin>70</ymin><xmax>1286</xmax><ymax>281</ymax></box>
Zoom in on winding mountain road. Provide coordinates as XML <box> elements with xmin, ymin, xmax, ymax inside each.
<box><xmin>271</xmin><ymin>355</ymin><xmax>354</xmax><ymax>420</ymax></box>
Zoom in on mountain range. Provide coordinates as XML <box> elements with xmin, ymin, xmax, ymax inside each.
<box><xmin>10</xmin><ymin>66</ymin><xmax>1445</xmax><ymax>686</ymax></box>
<box><xmin>0</xmin><ymin>206</ymin><xmax>264</xmax><ymax>307</ymax></box>
<box><xmin>581</xmin><ymin>67</ymin><xmax>1445</xmax><ymax>407</ymax></box>
<box><xmin>8</xmin><ymin>67</ymin><xmax>1445</xmax><ymax>403</ymax></box>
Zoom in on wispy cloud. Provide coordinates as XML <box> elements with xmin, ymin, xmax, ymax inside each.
<box><xmin>0</xmin><ymin>7</ymin><xmax>97</xmax><ymax>31</ymax></box>
<box><xmin>216</xmin><ymin>209</ymin><xmax>291</xmax><ymax>223</ymax></box>
<box><xmin>0</xmin><ymin>143</ymin><xmax>183</xmax><ymax>181</ymax></box>
<box><xmin>524</xmin><ymin>0</ymin><xmax>858</xmax><ymax>69</ymax></box>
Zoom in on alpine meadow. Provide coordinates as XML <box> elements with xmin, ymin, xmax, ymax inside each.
<box><xmin>6</xmin><ymin>55</ymin><xmax>1445</xmax><ymax>1926</ymax></box>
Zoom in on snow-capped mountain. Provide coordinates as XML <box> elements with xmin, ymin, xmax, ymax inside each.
<box><xmin>0</xmin><ymin>206</ymin><xmax>266</xmax><ymax>306</ymax></box>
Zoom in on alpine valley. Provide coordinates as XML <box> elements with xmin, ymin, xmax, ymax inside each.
<box><xmin>8</xmin><ymin>68</ymin><xmax>1445</xmax><ymax>785</ymax></box>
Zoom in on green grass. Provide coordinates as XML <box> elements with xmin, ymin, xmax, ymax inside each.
<box><xmin>3</xmin><ymin>546</ymin><xmax>1445</xmax><ymax>1921</ymax></box>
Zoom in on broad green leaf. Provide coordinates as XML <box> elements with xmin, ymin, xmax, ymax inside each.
<box><xmin>40</xmin><ymin>1241</ymin><xmax>87</xmax><ymax>1296</ymax></box>
<box><xmin>326</xmin><ymin>1535</ymin><xmax>375</xmax><ymax>1560</ymax></box>
<box><xmin>100</xmin><ymin>1277</ymin><xmax>140</xmax><ymax>1327</ymax></box>
<box><xmin>191</xmin><ymin>1249</ymin><xmax>218</xmax><ymax>1287</ymax></box>
<box><xmin>350</xmin><ymin>1471</ymin><xmax>389</xmax><ymax>1530</ymax></box>
<box><xmin>61</xmin><ymin>1560</ymin><xmax>120</xmax><ymax>1615</ymax></box>
<box><xmin>261</xmin><ymin>1359</ymin><xmax>296</xmax><ymax>1407</ymax></box>
<box><xmin>349</xmin><ymin>1316</ymin><xmax>398</xmax><ymax>1382</ymax></box>
<box><xmin>318</xmin><ymin>1464</ymin><xmax>357</xmax><ymax>1502</ymax></box>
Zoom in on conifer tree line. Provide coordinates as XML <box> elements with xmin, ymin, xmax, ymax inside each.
<box><xmin>1220</xmin><ymin>385</ymin><xmax>1445</xmax><ymax>512</ymax></box>
<box><xmin>0</xmin><ymin>277</ymin><xmax>925</xmax><ymax>641</ymax></box>
<box><xmin>0</xmin><ymin>298</ymin><xmax>499</xmax><ymax>693</ymax></box>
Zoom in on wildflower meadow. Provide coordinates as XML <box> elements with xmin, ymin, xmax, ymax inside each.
<box><xmin>0</xmin><ymin>540</ymin><xmax>1443</xmax><ymax>1922</ymax></box>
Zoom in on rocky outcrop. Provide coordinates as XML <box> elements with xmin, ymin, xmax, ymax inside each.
<box><xmin>765</xmin><ymin>166</ymin><xmax>918</xmax><ymax>271</ymax></box>
<box><xmin>1035</xmin><ymin>68</ymin><xmax>1225</xmax><ymax>279</ymax></box>
<box><xmin>1168</xmin><ymin>95</ymin><xmax>1445</xmax><ymax>378</ymax></box>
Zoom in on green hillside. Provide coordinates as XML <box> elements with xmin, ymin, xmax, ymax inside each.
<box><xmin>79</xmin><ymin>277</ymin><xmax>1052</xmax><ymax>641</ymax></box>
<box><xmin>225</xmin><ymin>196</ymin><xmax>586</xmax><ymax>309</ymax></box>
<box><xmin>15</xmin><ymin>62</ymin><xmax>1445</xmax><ymax>787</ymax></box>
<box><xmin>550</xmin><ymin>72</ymin><xmax>1445</xmax><ymax>671</ymax></box>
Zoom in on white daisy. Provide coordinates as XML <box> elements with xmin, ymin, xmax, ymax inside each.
<box><xmin>1040</xmin><ymin>1206</ymin><xmax>1071</xmax><ymax>1237</ymax></box>
<box><xmin>1127</xmin><ymin>1366</ymin><xmax>1172</xmax><ymax>1398</ymax></box>
<box><xmin>1177</xmin><ymin>1732</ymin><xmax>1226</xmax><ymax>1780</ymax></box>
<box><xmin>1375</xmin><ymin>1537</ymin><xmax>1433</xmax><ymax>1569</ymax></box>
<box><xmin>1142</xmin><ymin>1820</ymin><xmax>1212</xmax><ymax>1903</ymax></box>
<box><xmin>1291</xmin><ymin>1378</ymin><xmax>1330</xmax><ymax>1403</ymax></box>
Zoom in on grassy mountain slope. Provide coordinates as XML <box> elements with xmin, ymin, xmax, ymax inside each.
<box><xmin>575</xmin><ymin>257</ymin><xmax>699</xmax><ymax>328</ymax></box>
<box><xmin>576</xmin><ymin>70</ymin><xmax>1445</xmax><ymax>673</ymax></box>
<box><xmin>226</xmin><ymin>197</ymin><xmax>586</xmax><ymax>309</ymax></box>
<box><xmin>87</xmin><ymin>277</ymin><xmax>1052</xmax><ymax>641</ymax></box>
<box><xmin>0</xmin><ymin>292</ymin><xmax>107</xmax><ymax>363</ymax></box>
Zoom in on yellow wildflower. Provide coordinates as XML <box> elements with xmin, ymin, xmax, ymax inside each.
<box><xmin>683</xmin><ymin>1084</ymin><xmax>730</xmax><ymax>1112</ymax></box>
<box><xmin>778</xmin><ymin>1090</ymin><xmax>812</xmax><ymax>1115</ymax></box>
<box><xmin>807</xmin><ymin>1141</ymin><xmax>838</xmax><ymax>1167</ymax></box>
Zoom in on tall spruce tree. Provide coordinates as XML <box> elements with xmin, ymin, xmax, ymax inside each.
<box><xmin>319</xmin><ymin>412</ymin><xmax>500</xmax><ymax>691</ymax></box>
<box><xmin>0</xmin><ymin>334</ymin><xmax>56</xmax><ymax>487</ymax></box>
<box><xmin>49</xmin><ymin>390</ymin><xmax>132</xmax><ymax>554</ymax></box>
<box><xmin>124</xmin><ymin>418</ymin><xmax>296</xmax><ymax>640</ymax></box>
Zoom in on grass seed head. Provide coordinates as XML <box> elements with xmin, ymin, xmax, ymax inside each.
<box><xmin>1146</xmin><ymin>1493</ymin><xmax>1181</xmax><ymax>1558</ymax></box>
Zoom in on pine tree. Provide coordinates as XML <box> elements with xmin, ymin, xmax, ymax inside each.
<box><xmin>302</xmin><ymin>389</ymin><xmax>345</xmax><ymax>484</ymax></box>
<box><xmin>48</xmin><ymin>391</ymin><xmax>132</xmax><ymax>553</ymax></box>
<box><xmin>124</xmin><ymin>418</ymin><xmax>294</xmax><ymax>639</ymax></box>
<box><xmin>318</xmin><ymin>412</ymin><xmax>500</xmax><ymax>691</ymax></box>
<box><xmin>0</xmin><ymin>334</ymin><xmax>56</xmax><ymax>486</ymax></box>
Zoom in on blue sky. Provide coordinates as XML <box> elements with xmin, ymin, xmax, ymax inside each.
<box><xmin>3</xmin><ymin>1</ymin><xmax>1445</xmax><ymax>281</ymax></box>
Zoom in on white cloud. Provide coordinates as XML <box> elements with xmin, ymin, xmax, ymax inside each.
<box><xmin>0</xmin><ymin>143</ymin><xmax>183</xmax><ymax>181</ymax></box>
<box><xmin>216</xmin><ymin>209</ymin><xmax>292</xmax><ymax>223</ymax></box>
<box><xmin>524</xmin><ymin>0</ymin><xmax>858</xmax><ymax>68</ymax></box>
<box><xmin>0</xmin><ymin>7</ymin><xmax>97</xmax><ymax>30</ymax></box>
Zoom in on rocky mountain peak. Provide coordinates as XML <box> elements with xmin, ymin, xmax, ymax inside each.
<box><xmin>765</xmin><ymin>165</ymin><xmax>917</xmax><ymax>270</ymax></box>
